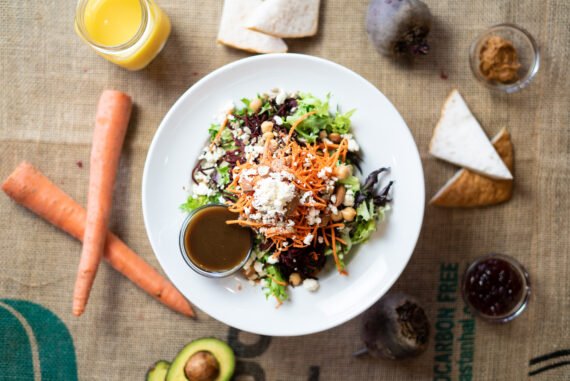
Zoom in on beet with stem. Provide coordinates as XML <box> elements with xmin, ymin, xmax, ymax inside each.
<box><xmin>356</xmin><ymin>292</ymin><xmax>430</xmax><ymax>360</ymax></box>
<box><xmin>366</xmin><ymin>0</ymin><xmax>433</xmax><ymax>58</ymax></box>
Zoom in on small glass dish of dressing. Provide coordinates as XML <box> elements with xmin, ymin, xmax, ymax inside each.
<box><xmin>469</xmin><ymin>23</ymin><xmax>540</xmax><ymax>93</ymax></box>
<box><xmin>461</xmin><ymin>253</ymin><xmax>531</xmax><ymax>323</ymax></box>
<box><xmin>179</xmin><ymin>204</ymin><xmax>253</xmax><ymax>278</ymax></box>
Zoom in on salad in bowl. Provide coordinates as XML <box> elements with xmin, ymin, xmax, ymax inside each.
<box><xmin>181</xmin><ymin>89</ymin><xmax>393</xmax><ymax>304</ymax></box>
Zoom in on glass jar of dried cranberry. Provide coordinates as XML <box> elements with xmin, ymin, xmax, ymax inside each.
<box><xmin>461</xmin><ymin>254</ymin><xmax>531</xmax><ymax>323</ymax></box>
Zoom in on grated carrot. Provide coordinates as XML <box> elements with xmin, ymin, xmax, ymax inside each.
<box><xmin>225</xmin><ymin>114</ymin><xmax>350</xmax><ymax>274</ymax></box>
<box><xmin>211</xmin><ymin>117</ymin><xmax>228</xmax><ymax>147</ymax></box>
<box><xmin>331</xmin><ymin>227</ymin><xmax>347</xmax><ymax>275</ymax></box>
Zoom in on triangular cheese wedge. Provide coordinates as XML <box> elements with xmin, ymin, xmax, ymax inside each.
<box><xmin>217</xmin><ymin>0</ymin><xmax>288</xmax><ymax>54</ymax></box>
<box><xmin>246</xmin><ymin>0</ymin><xmax>320</xmax><ymax>38</ymax></box>
<box><xmin>430</xmin><ymin>128</ymin><xmax>513</xmax><ymax>207</ymax></box>
<box><xmin>429</xmin><ymin>89</ymin><xmax>513</xmax><ymax>180</ymax></box>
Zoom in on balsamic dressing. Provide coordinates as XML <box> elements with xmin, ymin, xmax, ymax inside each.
<box><xmin>183</xmin><ymin>206</ymin><xmax>251</xmax><ymax>272</ymax></box>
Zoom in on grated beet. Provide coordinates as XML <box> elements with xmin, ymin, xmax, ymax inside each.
<box><xmin>277</xmin><ymin>245</ymin><xmax>327</xmax><ymax>279</ymax></box>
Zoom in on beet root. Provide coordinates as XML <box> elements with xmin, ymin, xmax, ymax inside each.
<box><xmin>359</xmin><ymin>292</ymin><xmax>430</xmax><ymax>359</ymax></box>
<box><xmin>366</xmin><ymin>0</ymin><xmax>433</xmax><ymax>58</ymax></box>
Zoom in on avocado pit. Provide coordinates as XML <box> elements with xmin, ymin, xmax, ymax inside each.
<box><xmin>184</xmin><ymin>351</ymin><xmax>220</xmax><ymax>381</ymax></box>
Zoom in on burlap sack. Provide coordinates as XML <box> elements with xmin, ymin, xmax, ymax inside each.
<box><xmin>1</xmin><ymin>1</ymin><xmax>568</xmax><ymax>379</ymax></box>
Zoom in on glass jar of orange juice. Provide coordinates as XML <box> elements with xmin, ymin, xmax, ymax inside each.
<box><xmin>75</xmin><ymin>0</ymin><xmax>171</xmax><ymax>71</ymax></box>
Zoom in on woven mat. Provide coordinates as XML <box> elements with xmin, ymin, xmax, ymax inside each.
<box><xmin>1</xmin><ymin>0</ymin><xmax>569</xmax><ymax>380</ymax></box>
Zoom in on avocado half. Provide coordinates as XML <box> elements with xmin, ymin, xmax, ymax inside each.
<box><xmin>166</xmin><ymin>338</ymin><xmax>235</xmax><ymax>381</ymax></box>
<box><xmin>147</xmin><ymin>360</ymin><xmax>170</xmax><ymax>381</ymax></box>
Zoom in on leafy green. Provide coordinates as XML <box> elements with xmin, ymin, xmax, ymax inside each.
<box><xmin>180</xmin><ymin>194</ymin><xmax>220</xmax><ymax>213</ymax></box>
<box><xmin>339</xmin><ymin>175</ymin><xmax>361</xmax><ymax>193</ymax></box>
<box><xmin>350</xmin><ymin>200</ymin><xmax>389</xmax><ymax>244</ymax></box>
<box><xmin>282</xmin><ymin>93</ymin><xmax>357</xmax><ymax>142</ymax></box>
<box><xmin>356</xmin><ymin>200</ymin><xmax>373</xmax><ymax>221</ymax></box>
<box><xmin>259</xmin><ymin>100</ymin><xmax>273</xmax><ymax>115</ymax></box>
<box><xmin>217</xmin><ymin>164</ymin><xmax>231</xmax><ymax>186</ymax></box>
<box><xmin>285</xmin><ymin>93</ymin><xmax>331</xmax><ymax>143</ymax></box>
<box><xmin>208</xmin><ymin>123</ymin><xmax>220</xmax><ymax>141</ymax></box>
<box><xmin>351</xmin><ymin>219</ymin><xmax>377</xmax><ymax>245</ymax></box>
<box><xmin>263</xmin><ymin>265</ymin><xmax>288</xmax><ymax>302</ymax></box>
<box><xmin>207</xmin><ymin>123</ymin><xmax>234</xmax><ymax>148</ymax></box>
<box><xmin>329</xmin><ymin>109</ymin><xmax>355</xmax><ymax>134</ymax></box>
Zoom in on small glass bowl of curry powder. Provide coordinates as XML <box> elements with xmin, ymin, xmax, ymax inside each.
<box><xmin>469</xmin><ymin>24</ymin><xmax>539</xmax><ymax>93</ymax></box>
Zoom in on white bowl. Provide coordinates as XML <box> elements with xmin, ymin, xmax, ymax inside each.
<box><xmin>142</xmin><ymin>54</ymin><xmax>424</xmax><ymax>336</ymax></box>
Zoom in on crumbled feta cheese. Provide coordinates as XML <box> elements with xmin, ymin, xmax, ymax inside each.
<box><xmin>300</xmin><ymin>191</ymin><xmax>315</xmax><ymax>205</ymax></box>
<box><xmin>193</xmin><ymin>182</ymin><xmax>215</xmax><ymax>196</ymax></box>
<box><xmin>330</xmin><ymin>195</ymin><xmax>337</xmax><ymax>204</ymax></box>
<box><xmin>328</xmin><ymin>204</ymin><xmax>338</xmax><ymax>214</ymax></box>
<box><xmin>303</xmin><ymin>278</ymin><xmax>319</xmax><ymax>292</ymax></box>
<box><xmin>344</xmin><ymin>190</ymin><xmax>355</xmax><ymax>207</ymax></box>
<box><xmin>239</xmin><ymin>133</ymin><xmax>250</xmax><ymax>143</ymax></box>
<box><xmin>275</xmin><ymin>89</ymin><xmax>287</xmax><ymax>105</ymax></box>
<box><xmin>253</xmin><ymin>261</ymin><xmax>266</xmax><ymax>276</ymax></box>
<box><xmin>200</xmin><ymin>146</ymin><xmax>225</xmax><ymax>164</ymax></box>
<box><xmin>342</xmin><ymin>133</ymin><xmax>360</xmax><ymax>152</ymax></box>
<box><xmin>274</xmin><ymin>115</ymin><xmax>283</xmax><ymax>125</ymax></box>
<box><xmin>318</xmin><ymin>236</ymin><xmax>324</xmax><ymax>244</ymax></box>
<box><xmin>244</xmin><ymin>145</ymin><xmax>265</xmax><ymax>160</ymax></box>
<box><xmin>307</xmin><ymin>208</ymin><xmax>321</xmax><ymax>226</ymax></box>
<box><xmin>317</xmin><ymin>166</ymin><xmax>332</xmax><ymax>180</ymax></box>
<box><xmin>253</xmin><ymin>177</ymin><xmax>296</xmax><ymax>216</ymax></box>
<box><xmin>303</xmin><ymin>233</ymin><xmax>314</xmax><ymax>245</ymax></box>
<box><xmin>266</xmin><ymin>255</ymin><xmax>279</xmax><ymax>264</ymax></box>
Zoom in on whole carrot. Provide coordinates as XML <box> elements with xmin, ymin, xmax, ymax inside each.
<box><xmin>2</xmin><ymin>162</ymin><xmax>194</xmax><ymax>318</ymax></box>
<box><xmin>74</xmin><ymin>90</ymin><xmax>132</xmax><ymax>316</ymax></box>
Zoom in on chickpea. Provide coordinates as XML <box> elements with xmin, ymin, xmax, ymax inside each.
<box><xmin>341</xmin><ymin>207</ymin><xmax>357</xmax><ymax>222</ymax></box>
<box><xmin>331</xmin><ymin>212</ymin><xmax>344</xmax><ymax>222</ymax></box>
<box><xmin>263</xmin><ymin>131</ymin><xmax>274</xmax><ymax>141</ymax></box>
<box><xmin>334</xmin><ymin>185</ymin><xmax>346</xmax><ymax>207</ymax></box>
<box><xmin>261</xmin><ymin>121</ymin><xmax>274</xmax><ymax>133</ymax></box>
<box><xmin>249</xmin><ymin>98</ymin><xmax>262</xmax><ymax>113</ymax></box>
<box><xmin>243</xmin><ymin>267</ymin><xmax>257</xmax><ymax>280</ymax></box>
<box><xmin>289</xmin><ymin>272</ymin><xmax>302</xmax><ymax>287</ymax></box>
<box><xmin>269</xmin><ymin>139</ymin><xmax>278</xmax><ymax>152</ymax></box>
<box><xmin>334</xmin><ymin>164</ymin><xmax>352</xmax><ymax>180</ymax></box>
<box><xmin>329</xmin><ymin>132</ymin><xmax>342</xmax><ymax>143</ymax></box>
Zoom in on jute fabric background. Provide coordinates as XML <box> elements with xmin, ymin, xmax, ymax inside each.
<box><xmin>1</xmin><ymin>1</ymin><xmax>569</xmax><ymax>379</ymax></box>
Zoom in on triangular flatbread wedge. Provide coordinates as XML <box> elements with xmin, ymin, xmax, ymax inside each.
<box><xmin>430</xmin><ymin>128</ymin><xmax>514</xmax><ymax>207</ymax></box>
<box><xmin>246</xmin><ymin>0</ymin><xmax>320</xmax><ymax>38</ymax></box>
<box><xmin>217</xmin><ymin>0</ymin><xmax>288</xmax><ymax>54</ymax></box>
<box><xmin>429</xmin><ymin>89</ymin><xmax>513</xmax><ymax>180</ymax></box>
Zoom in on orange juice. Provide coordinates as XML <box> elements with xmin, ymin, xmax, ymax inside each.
<box><xmin>75</xmin><ymin>0</ymin><xmax>171</xmax><ymax>71</ymax></box>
